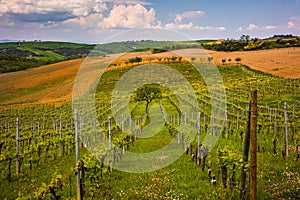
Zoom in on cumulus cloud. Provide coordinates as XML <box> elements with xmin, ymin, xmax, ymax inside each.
<box><xmin>0</xmin><ymin>0</ymin><xmax>107</xmax><ymax>17</ymax></box>
<box><xmin>236</xmin><ymin>26</ymin><xmax>243</xmax><ymax>31</ymax></box>
<box><xmin>102</xmin><ymin>0</ymin><xmax>151</xmax><ymax>5</ymax></box>
<box><xmin>287</xmin><ymin>16</ymin><xmax>300</xmax><ymax>29</ymax></box>
<box><xmin>264</xmin><ymin>25</ymin><xmax>276</xmax><ymax>29</ymax></box>
<box><xmin>98</xmin><ymin>4</ymin><xmax>156</xmax><ymax>28</ymax></box>
<box><xmin>165</xmin><ymin>23</ymin><xmax>223</xmax><ymax>31</ymax></box>
<box><xmin>165</xmin><ymin>22</ymin><xmax>194</xmax><ymax>30</ymax></box>
<box><xmin>246</xmin><ymin>23</ymin><xmax>259</xmax><ymax>30</ymax></box>
<box><xmin>195</xmin><ymin>26</ymin><xmax>214</xmax><ymax>30</ymax></box>
<box><xmin>174</xmin><ymin>10</ymin><xmax>205</xmax><ymax>23</ymax></box>
<box><xmin>216</xmin><ymin>26</ymin><xmax>226</xmax><ymax>31</ymax></box>
<box><xmin>288</xmin><ymin>21</ymin><xmax>295</xmax><ymax>28</ymax></box>
<box><xmin>63</xmin><ymin>13</ymin><xmax>104</xmax><ymax>28</ymax></box>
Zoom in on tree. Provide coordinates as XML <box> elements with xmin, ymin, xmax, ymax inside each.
<box><xmin>171</xmin><ymin>56</ymin><xmax>177</xmax><ymax>62</ymax></box>
<box><xmin>128</xmin><ymin>57</ymin><xmax>142</xmax><ymax>66</ymax></box>
<box><xmin>134</xmin><ymin>84</ymin><xmax>162</xmax><ymax>114</ymax></box>
<box><xmin>178</xmin><ymin>56</ymin><xmax>183</xmax><ymax>63</ymax></box>
<box><xmin>240</xmin><ymin>35</ymin><xmax>250</xmax><ymax>43</ymax></box>
<box><xmin>235</xmin><ymin>57</ymin><xmax>242</xmax><ymax>65</ymax></box>
<box><xmin>222</xmin><ymin>58</ymin><xmax>226</xmax><ymax>65</ymax></box>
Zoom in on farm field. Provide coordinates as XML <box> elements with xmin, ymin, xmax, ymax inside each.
<box><xmin>206</xmin><ymin>48</ymin><xmax>300</xmax><ymax>79</ymax></box>
<box><xmin>1</xmin><ymin>48</ymin><xmax>300</xmax><ymax>107</ymax></box>
<box><xmin>0</xmin><ymin>48</ymin><xmax>299</xmax><ymax>199</ymax></box>
<box><xmin>0</xmin><ymin>59</ymin><xmax>83</xmax><ymax>106</ymax></box>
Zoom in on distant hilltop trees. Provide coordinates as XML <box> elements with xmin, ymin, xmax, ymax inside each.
<box><xmin>270</xmin><ymin>34</ymin><xmax>298</xmax><ymax>39</ymax></box>
<box><xmin>202</xmin><ymin>34</ymin><xmax>300</xmax><ymax>51</ymax></box>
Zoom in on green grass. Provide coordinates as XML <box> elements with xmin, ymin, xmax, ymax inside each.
<box><xmin>0</xmin><ymin>41</ymin><xmax>89</xmax><ymax>49</ymax></box>
<box><xmin>1</xmin><ymin>60</ymin><xmax>300</xmax><ymax>199</ymax></box>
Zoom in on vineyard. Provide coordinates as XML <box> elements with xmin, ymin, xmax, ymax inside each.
<box><xmin>0</xmin><ymin>55</ymin><xmax>300</xmax><ymax>199</ymax></box>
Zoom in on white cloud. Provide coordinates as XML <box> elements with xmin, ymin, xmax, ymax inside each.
<box><xmin>98</xmin><ymin>4</ymin><xmax>156</xmax><ymax>28</ymax></box>
<box><xmin>288</xmin><ymin>21</ymin><xmax>295</xmax><ymax>28</ymax></box>
<box><xmin>216</xmin><ymin>26</ymin><xmax>226</xmax><ymax>31</ymax></box>
<box><xmin>0</xmin><ymin>0</ymin><xmax>107</xmax><ymax>17</ymax></box>
<box><xmin>63</xmin><ymin>13</ymin><xmax>104</xmax><ymax>28</ymax></box>
<box><xmin>236</xmin><ymin>26</ymin><xmax>243</xmax><ymax>31</ymax></box>
<box><xmin>165</xmin><ymin>22</ymin><xmax>194</xmax><ymax>30</ymax></box>
<box><xmin>195</xmin><ymin>26</ymin><xmax>214</xmax><ymax>30</ymax></box>
<box><xmin>165</xmin><ymin>23</ymin><xmax>222</xmax><ymax>31</ymax></box>
<box><xmin>264</xmin><ymin>25</ymin><xmax>277</xmax><ymax>29</ymax></box>
<box><xmin>246</xmin><ymin>23</ymin><xmax>259</xmax><ymax>30</ymax></box>
<box><xmin>102</xmin><ymin>0</ymin><xmax>151</xmax><ymax>5</ymax></box>
<box><xmin>287</xmin><ymin>16</ymin><xmax>300</xmax><ymax>29</ymax></box>
<box><xmin>174</xmin><ymin>10</ymin><xmax>205</xmax><ymax>23</ymax></box>
<box><xmin>175</xmin><ymin>15</ymin><xmax>183</xmax><ymax>24</ymax></box>
<box><xmin>289</xmin><ymin>16</ymin><xmax>300</xmax><ymax>20</ymax></box>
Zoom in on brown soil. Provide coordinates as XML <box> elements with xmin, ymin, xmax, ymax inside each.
<box><xmin>1</xmin><ymin>47</ymin><xmax>299</xmax><ymax>107</ymax></box>
<box><xmin>206</xmin><ymin>48</ymin><xmax>300</xmax><ymax>79</ymax></box>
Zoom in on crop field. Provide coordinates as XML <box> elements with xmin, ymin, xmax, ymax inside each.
<box><xmin>0</xmin><ymin>48</ymin><xmax>299</xmax><ymax>199</ymax></box>
<box><xmin>206</xmin><ymin>48</ymin><xmax>300</xmax><ymax>79</ymax></box>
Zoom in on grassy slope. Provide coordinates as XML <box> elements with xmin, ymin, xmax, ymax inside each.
<box><xmin>0</xmin><ymin>40</ymin><xmax>208</xmax><ymax>57</ymax></box>
<box><xmin>0</xmin><ymin>41</ymin><xmax>89</xmax><ymax>49</ymax></box>
<box><xmin>0</xmin><ymin>59</ymin><xmax>83</xmax><ymax>106</ymax></box>
<box><xmin>0</xmin><ymin>54</ymin><xmax>300</xmax><ymax>199</ymax></box>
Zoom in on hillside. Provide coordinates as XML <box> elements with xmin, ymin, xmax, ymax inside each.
<box><xmin>0</xmin><ymin>57</ymin><xmax>299</xmax><ymax>199</ymax></box>
<box><xmin>1</xmin><ymin>47</ymin><xmax>300</xmax><ymax>107</ymax></box>
<box><xmin>202</xmin><ymin>35</ymin><xmax>300</xmax><ymax>51</ymax></box>
<box><xmin>0</xmin><ymin>40</ymin><xmax>206</xmax><ymax>73</ymax></box>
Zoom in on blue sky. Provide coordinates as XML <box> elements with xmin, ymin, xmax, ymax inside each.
<box><xmin>0</xmin><ymin>0</ymin><xmax>299</xmax><ymax>43</ymax></box>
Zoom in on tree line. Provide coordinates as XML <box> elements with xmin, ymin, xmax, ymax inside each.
<box><xmin>0</xmin><ymin>54</ymin><xmax>56</xmax><ymax>73</ymax></box>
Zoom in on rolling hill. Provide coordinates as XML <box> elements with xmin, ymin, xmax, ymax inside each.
<box><xmin>0</xmin><ymin>40</ymin><xmax>210</xmax><ymax>73</ymax></box>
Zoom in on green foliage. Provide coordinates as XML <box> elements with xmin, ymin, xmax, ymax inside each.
<box><xmin>217</xmin><ymin>146</ymin><xmax>243</xmax><ymax>168</ymax></box>
<box><xmin>150</xmin><ymin>48</ymin><xmax>167</xmax><ymax>54</ymax></box>
<box><xmin>128</xmin><ymin>56</ymin><xmax>142</xmax><ymax>65</ymax></box>
<box><xmin>0</xmin><ymin>54</ymin><xmax>53</xmax><ymax>73</ymax></box>
<box><xmin>134</xmin><ymin>84</ymin><xmax>162</xmax><ymax>113</ymax></box>
<box><xmin>1</xmin><ymin>57</ymin><xmax>300</xmax><ymax>199</ymax></box>
<box><xmin>222</xmin><ymin>58</ymin><xmax>226</xmax><ymax>65</ymax></box>
<box><xmin>0</xmin><ymin>41</ymin><xmax>95</xmax><ymax>73</ymax></box>
<box><xmin>203</xmin><ymin>36</ymin><xmax>300</xmax><ymax>51</ymax></box>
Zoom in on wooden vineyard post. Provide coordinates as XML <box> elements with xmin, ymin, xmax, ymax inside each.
<box><xmin>250</xmin><ymin>90</ymin><xmax>258</xmax><ymax>200</ymax></box>
<box><xmin>197</xmin><ymin>112</ymin><xmax>201</xmax><ymax>166</ymax></box>
<box><xmin>284</xmin><ymin>102</ymin><xmax>288</xmax><ymax>159</ymax></box>
<box><xmin>60</xmin><ymin>116</ymin><xmax>63</xmax><ymax>157</ymax></box>
<box><xmin>240</xmin><ymin>101</ymin><xmax>251</xmax><ymax>200</ymax></box>
<box><xmin>184</xmin><ymin>112</ymin><xmax>187</xmax><ymax>130</ymax></box>
<box><xmin>74</xmin><ymin>110</ymin><xmax>81</xmax><ymax>200</ymax></box>
<box><xmin>121</xmin><ymin>114</ymin><xmax>124</xmax><ymax>133</ymax></box>
<box><xmin>108</xmin><ymin>117</ymin><xmax>112</xmax><ymax>150</ymax></box>
<box><xmin>16</xmin><ymin>118</ymin><xmax>19</xmax><ymax>176</ymax></box>
<box><xmin>273</xmin><ymin>109</ymin><xmax>277</xmax><ymax>155</ymax></box>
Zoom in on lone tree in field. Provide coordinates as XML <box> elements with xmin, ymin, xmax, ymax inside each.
<box><xmin>222</xmin><ymin>58</ymin><xmax>226</xmax><ymax>65</ymax></box>
<box><xmin>134</xmin><ymin>84</ymin><xmax>162</xmax><ymax>114</ymax></box>
<box><xmin>128</xmin><ymin>57</ymin><xmax>142</xmax><ymax>66</ymax></box>
<box><xmin>235</xmin><ymin>57</ymin><xmax>242</xmax><ymax>65</ymax></box>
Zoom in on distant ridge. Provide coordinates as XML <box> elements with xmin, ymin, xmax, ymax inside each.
<box><xmin>0</xmin><ymin>39</ymin><xmax>19</xmax><ymax>43</ymax></box>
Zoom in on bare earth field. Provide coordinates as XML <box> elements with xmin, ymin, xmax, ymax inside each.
<box><xmin>115</xmin><ymin>48</ymin><xmax>300</xmax><ymax>78</ymax></box>
<box><xmin>206</xmin><ymin>48</ymin><xmax>300</xmax><ymax>78</ymax></box>
<box><xmin>0</xmin><ymin>59</ymin><xmax>83</xmax><ymax>107</ymax></box>
<box><xmin>0</xmin><ymin>47</ymin><xmax>299</xmax><ymax>107</ymax></box>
